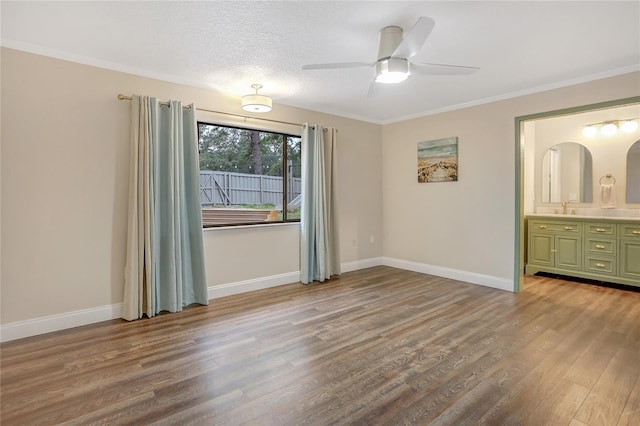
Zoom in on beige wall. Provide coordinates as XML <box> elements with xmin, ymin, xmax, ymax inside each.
<box><xmin>0</xmin><ymin>48</ymin><xmax>383</xmax><ymax>324</ymax></box>
<box><xmin>382</xmin><ymin>72</ymin><xmax>640</xmax><ymax>280</ymax></box>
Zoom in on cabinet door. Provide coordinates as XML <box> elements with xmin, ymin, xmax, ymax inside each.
<box><xmin>555</xmin><ymin>235</ymin><xmax>581</xmax><ymax>270</ymax></box>
<box><xmin>620</xmin><ymin>240</ymin><xmax>640</xmax><ymax>280</ymax></box>
<box><xmin>529</xmin><ymin>234</ymin><xmax>553</xmax><ymax>266</ymax></box>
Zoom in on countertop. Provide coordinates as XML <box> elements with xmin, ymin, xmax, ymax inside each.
<box><xmin>526</xmin><ymin>213</ymin><xmax>640</xmax><ymax>222</ymax></box>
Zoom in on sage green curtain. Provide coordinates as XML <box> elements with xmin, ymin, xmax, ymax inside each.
<box><xmin>300</xmin><ymin>124</ymin><xmax>341</xmax><ymax>284</ymax></box>
<box><xmin>123</xmin><ymin>95</ymin><xmax>208</xmax><ymax>320</ymax></box>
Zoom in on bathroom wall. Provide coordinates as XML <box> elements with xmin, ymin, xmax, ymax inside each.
<box><xmin>530</xmin><ymin>103</ymin><xmax>640</xmax><ymax>213</ymax></box>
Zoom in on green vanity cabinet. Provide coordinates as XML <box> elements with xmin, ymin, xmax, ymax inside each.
<box><xmin>527</xmin><ymin>220</ymin><xmax>581</xmax><ymax>272</ymax></box>
<box><xmin>526</xmin><ymin>216</ymin><xmax>640</xmax><ymax>288</ymax></box>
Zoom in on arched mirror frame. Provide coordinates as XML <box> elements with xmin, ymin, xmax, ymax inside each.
<box><xmin>541</xmin><ymin>142</ymin><xmax>593</xmax><ymax>203</ymax></box>
<box><xmin>627</xmin><ymin>140</ymin><xmax>640</xmax><ymax>203</ymax></box>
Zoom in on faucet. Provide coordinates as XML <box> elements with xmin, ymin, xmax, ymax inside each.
<box><xmin>561</xmin><ymin>201</ymin><xmax>568</xmax><ymax>215</ymax></box>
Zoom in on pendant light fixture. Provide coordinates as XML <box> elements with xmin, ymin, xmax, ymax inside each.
<box><xmin>241</xmin><ymin>84</ymin><xmax>272</xmax><ymax>113</ymax></box>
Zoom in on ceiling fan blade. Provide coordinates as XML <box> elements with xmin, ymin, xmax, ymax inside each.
<box><xmin>411</xmin><ymin>62</ymin><xmax>480</xmax><ymax>75</ymax></box>
<box><xmin>366</xmin><ymin>80</ymin><xmax>380</xmax><ymax>98</ymax></box>
<box><xmin>392</xmin><ymin>16</ymin><xmax>435</xmax><ymax>59</ymax></box>
<box><xmin>302</xmin><ymin>62</ymin><xmax>373</xmax><ymax>70</ymax></box>
<box><xmin>367</xmin><ymin>80</ymin><xmax>400</xmax><ymax>98</ymax></box>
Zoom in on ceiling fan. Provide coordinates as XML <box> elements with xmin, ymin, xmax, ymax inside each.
<box><xmin>302</xmin><ymin>17</ymin><xmax>479</xmax><ymax>96</ymax></box>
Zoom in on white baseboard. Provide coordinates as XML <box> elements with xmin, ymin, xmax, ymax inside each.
<box><xmin>207</xmin><ymin>271</ymin><xmax>300</xmax><ymax>299</ymax></box>
<box><xmin>1</xmin><ymin>303</ymin><xmax>123</xmax><ymax>343</ymax></box>
<box><xmin>341</xmin><ymin>257</ymin><xmax>384</xmax><ymax>273</ymax></box>
<box><xmin>207</xmin><ymin>257</ymin><xmax>386</xmax><ymax>299</ymax></box>
<box><xmin>0</xmin><ymin>256</ymin><xmax>512</xmax><ymax>342</ymax></box>
<box><xmin>381</xmin><ymin>257</ymin><xmax>514</xmax><ymax>292</ymax></box>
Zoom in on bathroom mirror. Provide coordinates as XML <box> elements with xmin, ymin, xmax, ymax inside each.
<box><xmin>627</xmin><ymin>140</ymin><xmax>640</xmax><ymax>203</ymax></box>
<box><xmin>542</xmin><ymin>142</ymin><xmax>593</xmax><ymax>203</ymax></box>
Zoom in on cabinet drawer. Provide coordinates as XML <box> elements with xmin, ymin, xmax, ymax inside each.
<box><xmin>529</xmin><ymin>220</ymin><xmax>580</xmax><ymax>233</ymax></box>
<box><xmin>585</xmin><ymin>238</ymin><xmax>616</xmax><ymax>255</ymax></box>
<box><xmin>620</xmin><ymin>224</ymin><xmax>640</xmax><ymax>238</ymax></box>
<box><xmin>585</xmin><ymin>223</ymin><xmax>616</xmax><ymax>237</ymax></box>
<box><xmin>584</xmin><ymin>256</ymin><xmax>617</xmax><ymax>276</ymax></box>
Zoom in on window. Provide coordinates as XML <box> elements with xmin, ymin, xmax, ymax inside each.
<box><xmin>198</xmin><ymin>122</ymin><xmax>301</xmax><ymax>227</ymax></box>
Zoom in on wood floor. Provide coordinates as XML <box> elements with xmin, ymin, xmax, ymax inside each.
<box><xmin>1</xmin><ymin>266</ymin><xmax>639</xmax><ymax>425</ymax></box>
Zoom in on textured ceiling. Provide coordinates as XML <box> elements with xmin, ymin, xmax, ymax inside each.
<box><xmin>2</xmin><ymin>1</ymin><xmax>639</xmax><ymax>123</ymax></box>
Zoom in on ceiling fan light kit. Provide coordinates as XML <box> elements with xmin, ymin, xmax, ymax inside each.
<box><xmin>241</xmin><ymin>84</ymin><xmax>272</xmax><ymax>113</ymax></box>
<box><xmin>375</xmin><ymin>25</ymin><xmax>411</xmax><ymax>84</ymax></box>
<box><xmin>375</xmin><ymin>58</ymin><xmax>410</xmax><ymax>84</ymax></box>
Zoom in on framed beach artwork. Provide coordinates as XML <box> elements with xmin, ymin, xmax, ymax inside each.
<box><xmin>417</xmin><ymin>137</ymin><xmax>458</xmax><ymax>183</ymax></box>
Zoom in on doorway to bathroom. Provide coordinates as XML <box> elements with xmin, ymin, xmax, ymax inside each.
<box><xmin>514</xmin><ymin>96</ymin><xmax>640</xmax><ymax>291</ymax></box>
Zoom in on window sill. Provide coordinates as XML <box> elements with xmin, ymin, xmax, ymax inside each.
<box><xmin>203</xmin><ymin>221</ymin><xmax>300</xmax><ymax>231</ymax></box>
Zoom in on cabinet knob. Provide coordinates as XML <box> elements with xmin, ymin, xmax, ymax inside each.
<box><xmin>595</xmin><ymin>244</ymin><xmax>605</xmax><ymax>249</ymax></box>
<box><xmin>564</xmin><ymin>226</ymin><xmax>573</xmax><ymax>230</ymax></box>
<box><xmin>551</xmin><ymin>249</ymin><xmax>558</xmax><ymax>253</ymax></box>
<box><xmin>595</xmin><ymin>263</ymin><xmax>606</xmax><ymax>268</ymax></box>
<box><xmin>539</xmin><ymin>225</ymin><xmax>547</xmax><ymax>229</ymax></box>
<box><xmin>595</xmin><ymin>228</ymin><xmax>606</xmax><ymax>232</ymax></box>
<box><xmin>633</xmin><ymin>230</ymin><xmax>640</xmax><ymax>235</ymax></box>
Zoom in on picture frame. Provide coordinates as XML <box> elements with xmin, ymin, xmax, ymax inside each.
<box><xmin>417</xmin><ymin>137</ymin><xmax>458</xmax><ymax>183</ymax></box>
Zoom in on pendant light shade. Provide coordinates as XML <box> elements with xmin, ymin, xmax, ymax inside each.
<box><xmin>241</xmin><ymin>84</ymin><xmax>272</xmax><ymax>113</ymax></box>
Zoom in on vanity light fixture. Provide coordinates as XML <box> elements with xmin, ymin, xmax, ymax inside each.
<box><xmin>582</xmin><ymin>125</ymin><xmax>598</xmax><ymax>137</ymax></box>
<box><xmin>582</xmin><ymin>118</ymin><xmax>639</xmax><ymax>137</ymax></box>
<box><xmin>601</xmin><ymin>122</ymin><xmax>618</xmax><ymax>136</ymax></box>
<box><xmin>241</xmin><ymin>84</ymin><xmax>272</xmax><ymax>113</ymax></box>
<box><xmin>621</xmin><ymin>119</ymin><xmax>639</xmax><ymax>133</ymax></box>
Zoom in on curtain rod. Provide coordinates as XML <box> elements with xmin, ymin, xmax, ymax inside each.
<box><xmin>117</xmin><ymin>94</ymin><xmax>307</xmax><ymax>128</ymax></box>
